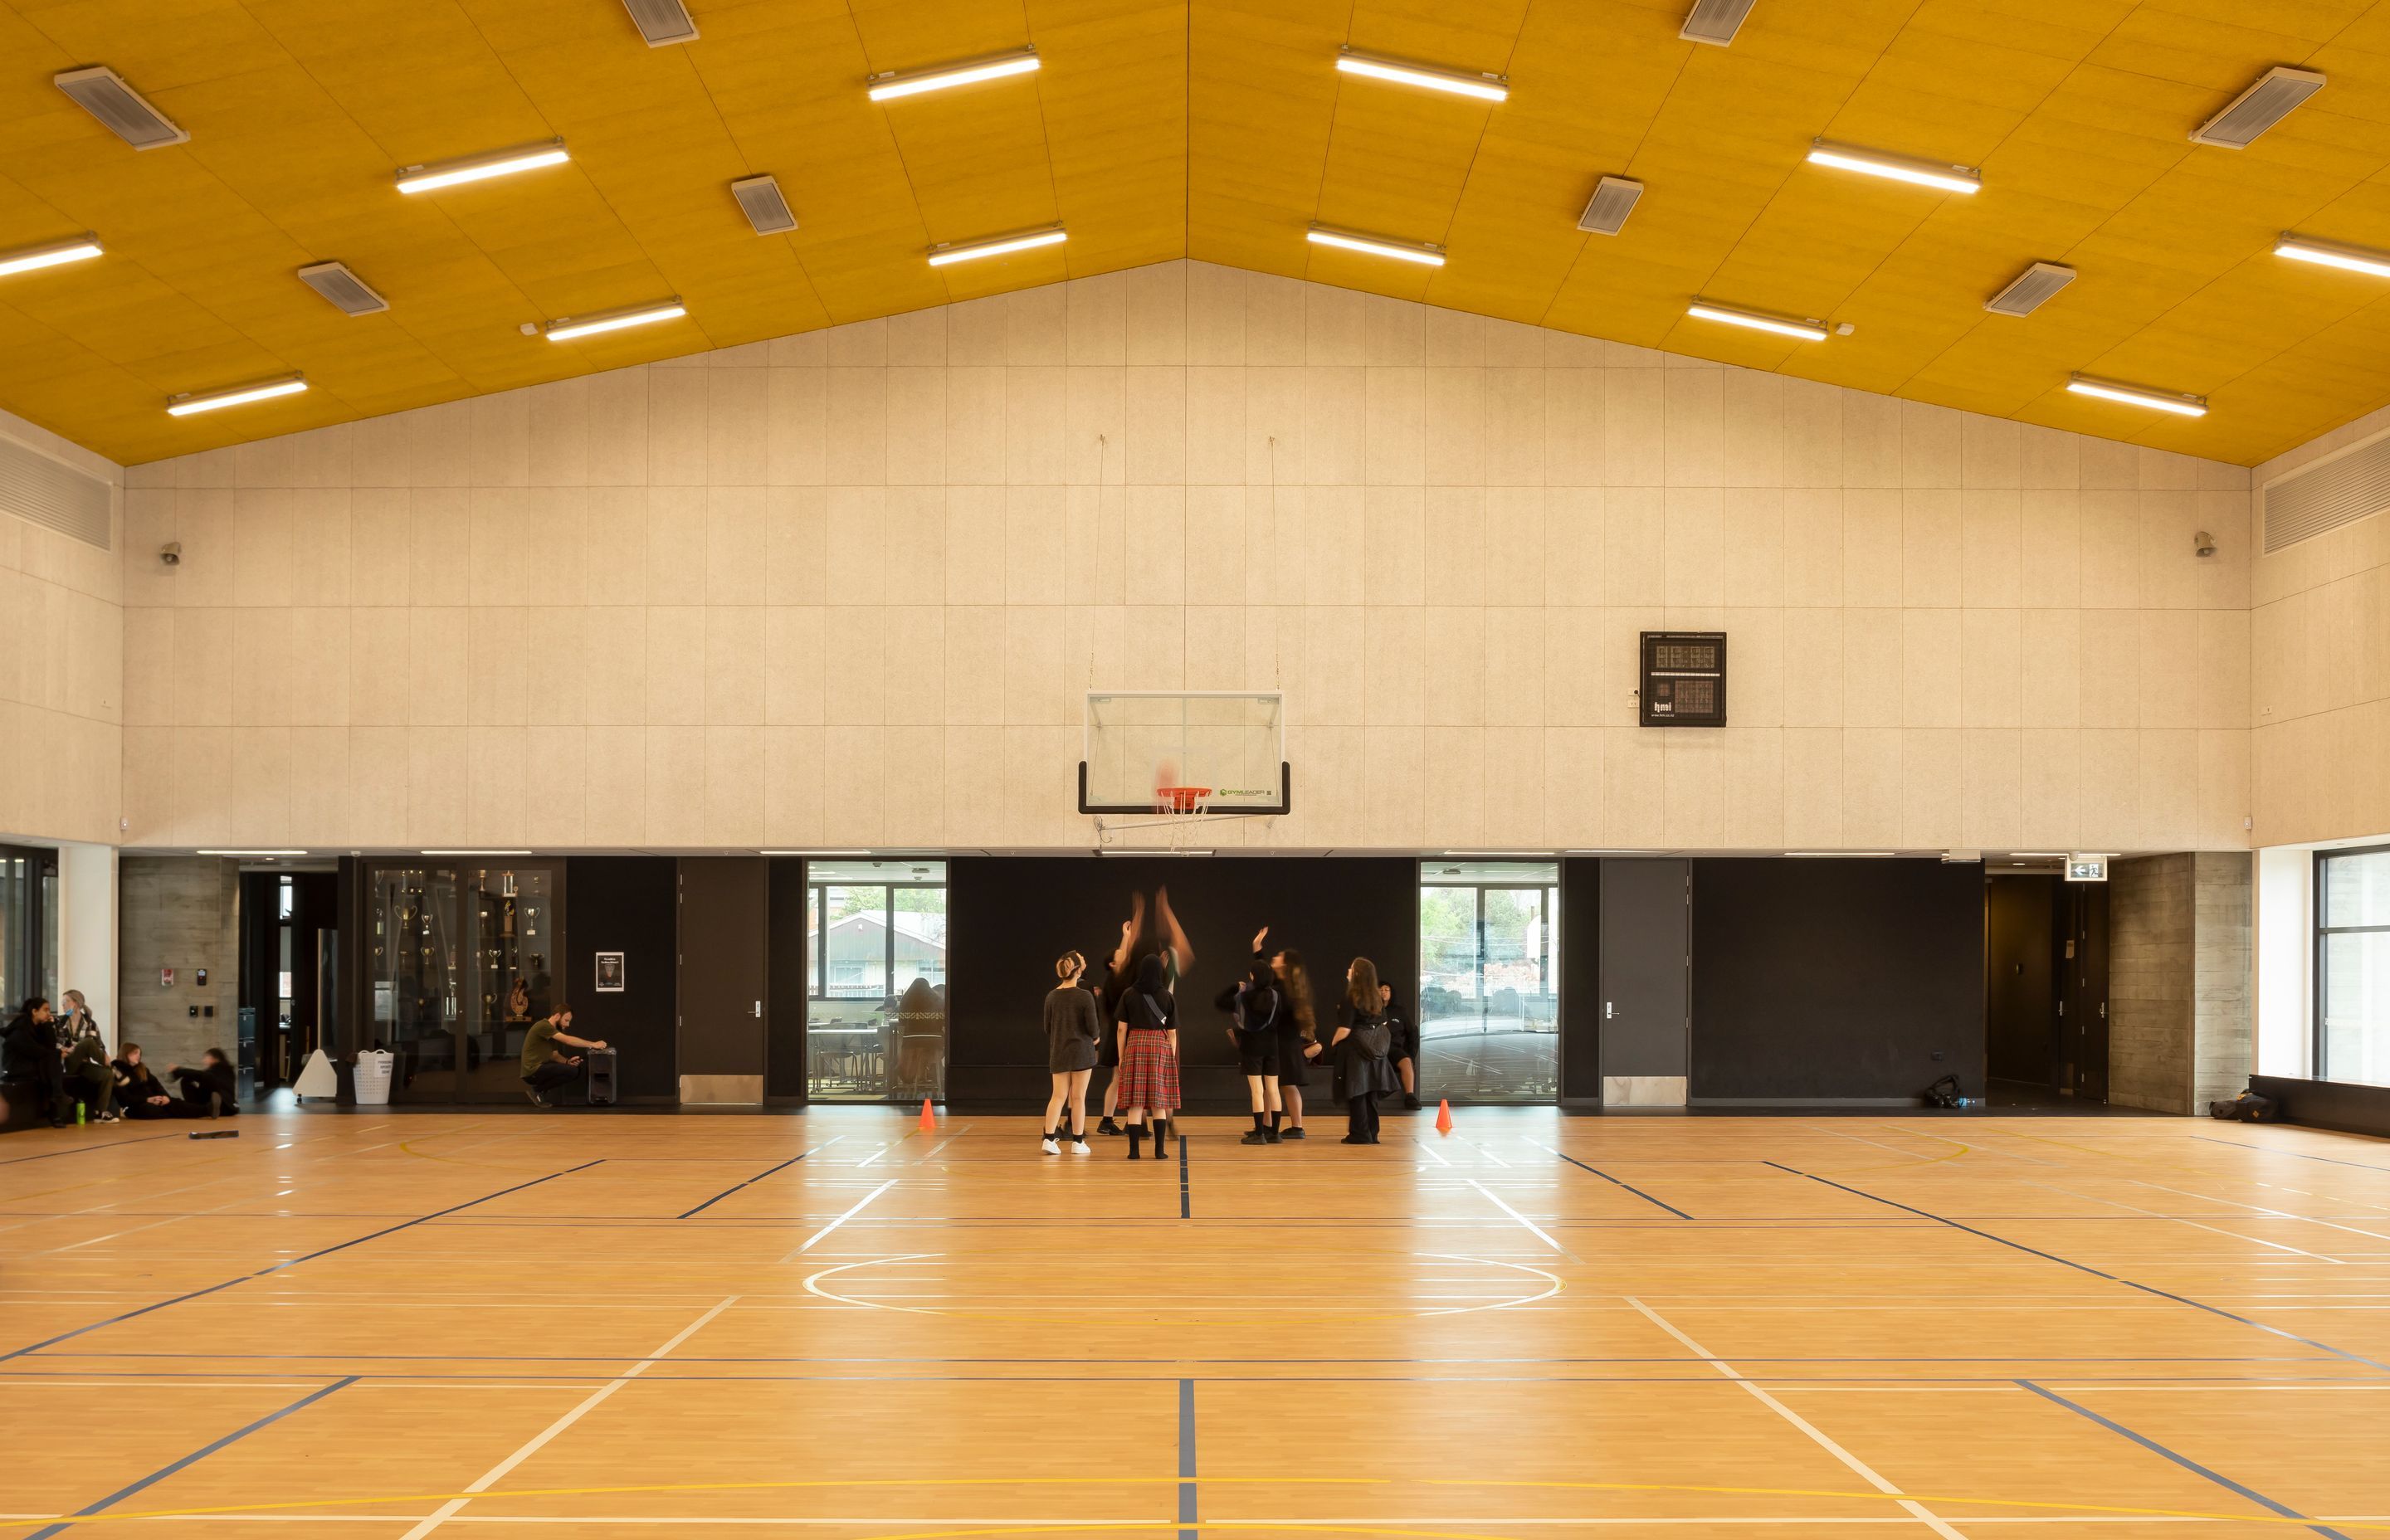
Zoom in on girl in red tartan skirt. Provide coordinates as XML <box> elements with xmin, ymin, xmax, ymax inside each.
<box><xmin>1113</xmin><ymin>953</ymin><xmax>1181</xmax><ymax>1161</ymax></box>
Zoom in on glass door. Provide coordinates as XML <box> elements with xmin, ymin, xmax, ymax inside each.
<box><xmin>369</xmin><ymin>864</ymin><xmax>462</xmax><ymax>1102</ymax></box>
<box><xmin>459</xmin><ymin>864</ymin><xmax>563</xmax><ymax>1102</ymax></box>
<box><xmin>367</xmin><ymin>860</ymin><xmax>563</xmax><ymax>1102</ymax></box>
<box><xmin>1418</xmin><ymin>860</ymin><xmax>1561</xmax><ymax>1102</ymax></box>
<box><xmin>805</xmin><ymin>860</ymin><xmax>948</xmax><ymax>1101</ymax></box>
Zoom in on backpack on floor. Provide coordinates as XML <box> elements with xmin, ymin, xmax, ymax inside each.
<box><xmin>2208</xmin><ymin>1088</ymin><xmax>2279</xmax><ymax>1123</ymax></box>
<box><xmin>1921</xmin><ymin>1074</ymin><xmax>1963</xmax><ymax>1109</ymax></box>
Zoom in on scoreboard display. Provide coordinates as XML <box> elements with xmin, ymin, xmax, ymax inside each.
<box><xmin>1639</xmin><ymin>631</ymin><xmax>1728</xmax><ymax>728</ymax></box>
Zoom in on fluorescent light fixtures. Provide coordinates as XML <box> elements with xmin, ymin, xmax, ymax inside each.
<box><xmin>759</xmin><ymin>850</ymin><xmax>871</xmax><ymax>857</ymax></box>
<box><xmin>1334</xmin><ymin>49</ymin><xmax>1507</xmax><ymax>103</ymax></box>
<box><xmin>1577</xmin><ymin>177</ymin><xmax>1643</xmax><ymax>236</ymax></box>
<box><xmin>166</xmin><ymin>373</ymin><xmax>307</xmax><ymax>417</ymax></box>
<box><xmin>1441</xmin><ymin>850</ymin><xmax>1555</xmax><ymax>858</ymax></box>
<box><xmin>926</xmin><ymin>227</ymin><xmax>1067</xmax><ymax>266</ymax></box>
<box><xmin>620</xmin><ymin>0</ymin><xmax>698</xmax><ymax>46</ymax></box>
<box><xmin>731</xmin><ymin>175</ymin><xmax>799</xmax><ymax>236</ymax></box>
<box><xmin>1686</xmin><ymin>300</ymin><xmax>1827</xmax><ymax>341</ymax></box>
<box><xmin>1787</xmin><ymin>850</ymin><xmax>1895</xmax><ymax>857</ymax></box>
<box><xmin>1680</xmin><ymin>0</ymin><xmax>1758</xmax><ymax>45</ymax></box>
<box><xmin>1984</xmin><ymin>261</ymin><xmax>2075</xmax><ymax>317</ymax></box>
<box><xmin>2192</xmin><ymin>66</ymin><xmax>2324</xmax><ymax>149</ymax></box>
<box><xmin>396</xmin><ymin>141</ymin><xmax>569</xmax><ymax>194</ymax></box>
<box><xmin>421</xmin><ymin>850</ymin><xmax>533</xmax><ymax>856</ymax></box>
<box><xmin>1807</xmin><ymin>140</ymin><xmax>1980</xmax><ymax>195</ymax></box>
<box><xmin>0</xmin><ymin>236</ymin><xmax>102</xmax><ymax>278</ymax></box>
<box><xmin>1306</xmin><ymin>225</ymin><xmax>1446</xmax><ymax>266</ymax></box>
<box><xmin>55</xmin><ymin>66</ymin><xmax>188</xmax><ymax>149</ymax></box>
<box><xmin>2066</xmin><ymin>374</ymin><xmax>2207</xmax><ymax>418</ymax></box>
<box><xmin>196</xmin><ymin>849</ymin><xmax>307</xmax><ymax>857</ymax></box>
<box><xmin>296</xmin><ymin>261</ymin><xmax>389</xmax><ymax>316</ymax></box>
<box><xmin>543</xmin><ymin>298</ymin><xmax>686</xmax><ymax>342</ymax></box>
<box><xmin>2276</xmin><ymin>234</ymin><xmax>2390</xmax><ymax>280</ymax></box>
<box><xmin>1099</xmin><ymin>847</ymin><xmax>1216</xmax><ymax>857</ymax></box>
<box><xmin>868</xmin><ymin>48</ymin><xmax>1040</xmax><ymax>102</ymax></box>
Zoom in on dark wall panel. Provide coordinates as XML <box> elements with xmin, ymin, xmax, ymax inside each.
<box><xmin>766</xmin><ymin>857</ymin><xmax>807</xmax><ymax>1101</ymax></box>
<box><xmin>1690</xmin><ymin>859</ymin><xmax>1983</xmax><ymax>1102</ymax></box>
<box><xmin>1559</xmin><ymin>859</ymin><xmax>1602</xmax><ymax>1102</ymax></box>
<box><xmin>2250</xmin><ymin>1075</ymin><xmax>2390</xmax><ymax>1139</ymax></box>
<box><xmin>565</xmin><ymin>857</ymin><xmax>678</xmax><ymax>1102</ymax></box>
<box><xmin>1986</xmin><ymin>875</ymin><xmax>2058</xmax><ymax>1085</ymax></box>
<box><xmin>948</xmin><ymin>856</ymin><xmax>1417</xmax><ymax>1109</ymax></box>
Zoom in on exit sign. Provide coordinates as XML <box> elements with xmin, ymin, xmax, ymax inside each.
<box><xmin>2066</xmin><ymin>855</ymin><xmax>2109</xmax><ymax>883</ymax></box>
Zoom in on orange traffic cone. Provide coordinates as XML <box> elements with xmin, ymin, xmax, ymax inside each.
<box><xmin>919</xmin><ymin>1098</ymin><xmax>937</xmax><ymax>1133</ymax></box>
<box><xmin>1435</xmin><ymin>1099</ymin><xmax>1454</xmax><ymax>1136</ymax></box>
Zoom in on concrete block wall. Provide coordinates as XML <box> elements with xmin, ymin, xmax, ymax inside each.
<box><xmin>117</xmin><ymin>855</ymin><xmax>240</xmax><ymax>1073</ymax></box>
<box><xmin>2109</xmin><ymin>850</ymin><xmax>2252</xmax><ymax>1114</ymax></box>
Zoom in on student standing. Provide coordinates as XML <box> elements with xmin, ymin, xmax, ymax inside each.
<box><xmin>1042</xmin><ymin>951</ymin><xmax>1100</xmax><ymax>1156</ymax></box>
<box><xmin>1252</xmin><ymin>929</ymin><xmax>1318</xmax><ymax>1140</ymax></box>
<box><xmin>1214</xmin><ymin>958</ymin><xmax>1283</xmax><ymax>1144</ymax></box>
<box><xmin>1380</xmin><ymin>981</ymin><xmax>1422</xmax><ymax>1111</ymax></box>
<box><xmin>1332</xmin><ymin>958</ymin><xmax>1397</xmax><ymax>1144</ymax></box>
<box><xmin>1113</xmin><ymin>954</ymin><xmax>1180</xmax><ymax>1161</ymax></box>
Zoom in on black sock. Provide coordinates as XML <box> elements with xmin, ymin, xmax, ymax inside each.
<box><xmin>1251</xmin><ymin>1112</ymin><xmax>1266</xmax><ymax>1130</ymax></box>
<box><xmin>1127</xmin><ymin>1128</ymin><xmax>1144</xmax><ymax>1158</ymax></box>
<box><xmin>1269</xmin><ymin>1110</ymin><xmax>1282</xmax><ymax>1131</ymax></box>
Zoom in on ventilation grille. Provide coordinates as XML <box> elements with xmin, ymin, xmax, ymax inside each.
<box><xmin>54</xmin><ymin>66</ymin><xmax>188</xmax><ymax>149</ymax></box>
<box><xmin>731</xmin><ymin>174</ymin><xmax>798</xmax><ymax>235</ymax></box>
<box><xmin>621</xmin><ymin>0</ymin><xmax>698</xmax><ymax>46</ymax></box>
<box><xmin>1680</xmin><ymin>0</ymin><xmax>1757</xmax><ymax>45</ymax></box>
<box><xmin>2264</xmin><ymin>431</ymin><xmax>2390</xmax><ymax>553</ymax></box>
<box><xmin>0</xmin><ymin>437</ymin><xmax>112</xmax><ymax>551</ymax></box>
<box><xmin>1577</xmin><ymin>176</ymin><xmax>1642</xmax><ymax>236</ymax></box>
<box><xmin>2192</xmin><ymin>66</ymin><xmax>2324</xmax><ymax>148</ymax></box>
<box><xmin>1984</xmin><ymin>261</ymin><xmax>2075</xmax><ymax>317</ymax></box>
<box><xmin>296</xmin><ymin>261</ymin><xmax>388</xmax><ymax>316</ymax></box>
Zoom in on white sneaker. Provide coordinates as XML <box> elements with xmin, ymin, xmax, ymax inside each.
<box><xmin>1041</xmin><ymin>1138</ymin><xmax>1060</xmax><ymax>1156</ymax></box>
<box><xmin>1071</xmin><ymin>1140</ymin><xmax>1093</xmax><ymax>1155</ymax></box>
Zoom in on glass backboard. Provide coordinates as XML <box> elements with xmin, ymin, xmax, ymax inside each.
<box><xmin>1080</xmin><ymin>691</ymin><xmax>1289</xmax><ymax>816</ymax></box>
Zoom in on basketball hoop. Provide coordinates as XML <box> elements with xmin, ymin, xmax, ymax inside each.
<box><xmin>1155</xmin><ymin>785</ymin><xmax>1212</xmax><ymax>815</ymax></box>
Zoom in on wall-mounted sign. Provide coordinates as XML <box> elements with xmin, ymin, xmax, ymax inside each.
<box><xmin>159</xmin><ymin>967</ymin><xmax>173</xmax><ymax>987</ymax></box>
<box><xmin>2066</xmin><ymin>855</ymin><xmax>2109</xmax><ymax>884</ymax></box>
<box><xmin>595</xmin><ymin>952</ymin><xmax>626</xmax><ymax>993</ymax></box>
<box><xmin>195</xmin><ymin>967</ymin><xmax>208</xmax><ymax>987</ymax></box>
<box><xmin>1639</xmin><ymin>631</ymin><xmax>1728</xmax><ymax>727</ymax></box>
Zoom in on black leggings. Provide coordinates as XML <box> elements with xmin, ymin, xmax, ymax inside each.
<box><xmin>1347</xmin><ymin>1094</ymin><xmax>1379</xmax><ymax>1141</ymax></box>
<box><xmin>524</xmin><ymin>1060</ymin><xmax>580</xmax><ymax>1099</ymax></box>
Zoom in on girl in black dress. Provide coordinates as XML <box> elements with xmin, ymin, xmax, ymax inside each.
<box><xmin>1042</xmin><ymin>951</ymin><xmax>1100</xmax><ymax>1156</ymax></box>
<box><xmin>1380</xmin><ymin>980</ymin><xmax>1421</xmax><ymax>1110</ymax></box>
<box><xmin>1215</xmin><ymin>957</ymin><xmax>1283</xmax><ymax>1144</ymax></box>
<box><xmin>1252</xmin><ymin>928</ymin><xmax>1319</xmax><ymax>1140</ymax></box>
<box><xmin>1331</xmin><ymin>958</ymin><xmax>1398</xmax><ymax>1144</ymax></box>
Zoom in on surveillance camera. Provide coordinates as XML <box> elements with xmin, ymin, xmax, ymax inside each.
<box><xmin>159</xmin><ymin>541</ymin><xmax>181</xmax><ymax>567</ymax></box>
<box><xmin>2193</xmin><ymin>531</ymin><xmax>2217</xmax><ymax>558</ymax></box>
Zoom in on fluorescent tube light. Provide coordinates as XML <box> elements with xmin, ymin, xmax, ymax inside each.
<box><xmin>1686</xmin><ymin>301</ymin><xmax>1827</xmax><ymax>341</ymax></box>
<box><xmin>196</xmin><ymin>849</ymin><xmax>307</xmax><ymax>857</ymax></box>
<box><xmin>1786</xmin><ymin>850</ymin><xmax>1895</xmax><ymax>857</ymax></box>
<box><xmin>926</xmin><ymin>227</ymin><xmax>1067</xmax><ymax>266</ymax></box>
<box><xmin>1306</xmin><ymin>225</ymin><xmax>1446</xmax><ymax>266</ymax></box>
<box><xmin>0</xmin><ymin>236</ymin><xmax>102</xmax><ymax>277</ymax></box>
<box><xmin>543</xmin><ymin>298</ymin><xmax>686</xmax><ymax>342</ymax></box>
<box><xmin>760</xmin><ymin>850</ymin><xmax>871</xmax><ymax>856</ymax></box>
<box><xmin>2066</xmin><ymin>375</ymin><xmax>2207</xmax><ymax>418</ymax></box>
<box><xmin>166</xmin><ymin>373</ymin><xmax>306</xmax><ymax>417</ymax></box>
<box><xmin>396</xmin><ymin>141</ymin><xmax>570</xmax><ymax>194</ymax></box>
<box><xmin>1099</xmin><ymin>848</ymin><xmax>1216</xmax><ymax>857</ymax></box>
<box><xmin>1335</xmin><ymin>50</ymin><xmax>1507</xmax><ymax>102</ymax></box>
<box><xmin>421</xmin><ymin>850</ymin><xmax>533</xmax><ymax>856</ymax></box>
<box><xmin>2276</xmin><ymin>234</ymin><xmax>2390</xmax><ymax>280</ymax></box>
<box><xmin>1807</xmin><ymin>140</ymin><xmax>1980</xmax><ymax>195</ymax></box>
<box><xmin>868</xmin><ymin>49</ymin><xmax>1040</xmax><ymax>101</ymax></box>
<box><xmin>2009</xmin><ymin>852</ymin><xmax>2070</xmax><ymax>858</ymax></box>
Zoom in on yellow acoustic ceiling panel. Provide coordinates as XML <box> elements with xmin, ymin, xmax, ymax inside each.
<box><xmin>8</xmin><ymin>0</ymin><xmax>2390</xmax><ymax>463</ymax></box>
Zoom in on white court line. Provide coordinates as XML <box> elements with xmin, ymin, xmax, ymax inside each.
<box><xmin>921</xmin><ymin>1123</ymin><xmax>972</xmax><ymax>1159</ymax></box>
<box><xmin>395</xmin><ymin>1295</ymin><xmax>738</xmax><ymax>1540</ymax></box>
<box><xmin>1418</xmin><ymin>1139</ymin><xmax>1453</xmax><ymax>1167</ymax></box>
<box><xmin>2016</xmin><ymin>1180</ymin><xmax>2348</xmax><ymax>1265</ymax></box>
<box><xmin>783</xmin><ymin>1179</ymin><xmax>897</xmax><ymax>1260</ymax></box>
<box><xmin>1467</xmin><ymin>1178</ymin><xmax>1563</xmax><ymax>1253</ymax></box>
<box><xmin>2125</xmin><ymin>1177</ymin><xmax>2390</xmax><ymax>1245</ymax></box>
<box><xmin>855</xmin><ymin>1145</ymin><xmax>892</xmax><ymax>1168</ymax></box>
<box><xmin>1627</xmin><ymin>1296</ymin><xmax>1967</xmax><ymax>1540</ymax></box>
<box><xmin>1471</xmin><ymin>1142</ymin><xmax>1512</xmax><ymax>1168</ymax></box>
<box><xmin>0</xmin><ymin>1513</ymin><xmax>2288</xmax><ymax>1526</ymax></box>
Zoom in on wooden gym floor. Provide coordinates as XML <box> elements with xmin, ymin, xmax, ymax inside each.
<box><xmin>7</xmin><ymin>1108</ymin><xmax>2390</xmax><ymax>1538</ymax></box>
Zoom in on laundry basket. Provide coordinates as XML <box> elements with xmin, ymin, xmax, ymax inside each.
<box><xmin>354</xmin><ymin>1049</ymin><xmax>394</xmax><ymax>1106</ymax></box>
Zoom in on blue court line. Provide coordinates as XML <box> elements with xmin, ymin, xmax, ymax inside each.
<box><xmin>680</xmin><ymin>1151</ymin><xmax>820</xmax><ymax>1219</ymax></box>
<box><xmin>0</xmin><ymin>1160</ymin><xmax>602</xmax><ymax>1362</ymax></box>
<box><xmin>1179</xmin><ymin>1134</ymin><xmax>1192</xmax><ymax>1220</ymax></box>
<box><xmin>24</xmin><ymin>1375</ymin><xmax>356</xmax><ymax>1538</ymax></box>
<box><xmin>1766</xmin><ymin>1161</ymin><xmax>2390</xmax><ymax>1375</ymax></box>
<box><xmin>2192</xmin><ymin>1136</ymin><xmax>2390</xmax><ymax>1172</ymax></box>
<box><xmin>1177</xmin><ymin>1377</ymin><xmax>1197</xmax><ymax>1540</ymax></box>
<box><xmin>2017</xmin><ymin>1380</ymin><xmax>2353</xmax><ymax>1539</ymax></box>
<box><xmin>1538</xmin><ymin>1143</ymin><xmax>1693</xmax><ymax>1219</ymax></box>
<box><xmin>0</xmin><ymin>1133</ymin><xmax>183</xmax><ymax>1166</ymax></box>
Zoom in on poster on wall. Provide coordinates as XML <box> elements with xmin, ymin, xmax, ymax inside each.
<box><xmin>595</xmin><ymin>952</ymin><xmax>626</xmax><ymax>993</ymax></box>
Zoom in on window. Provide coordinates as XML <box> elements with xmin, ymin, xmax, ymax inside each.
<box><xmin>0</xmin><ymin>845</ymin><xmax>59</xmax><ymax>1012</ymax></box>
<box><xmin>1417</xmin><ymin>860</ymin><xmax>1561</xmax><ymax>1102</ymax></box>
<box><xmin>806</xmin><ymin>860</ymin><xmax>948</xmax><ymax>1101</ymax></box>
<box><xmin>2318</xmin><ymin>846</ymin><xmax>2390</xmax><ymax>1086</ymax></box>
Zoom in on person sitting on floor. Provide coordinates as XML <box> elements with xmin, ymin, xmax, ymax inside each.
<box><xmin>3</xmin><ymin>996</ymin><xmax>71</xmax><ymax>1128</ymax></box>
<box><xmin>111</xmin><ymin>1045</ymin><xmax>178</xmax><ymax>1120</ymax></box>
<box><xmin>519</xmin><ymin>1004</ymin><xmax>607</xmax><ymax>1109</ymax></box>
<box><xmin>62</xmin><ymin>1018</ymin><xmax>117</xmax><ymax>1123</ymax></box>
<box><xmin>166</xmin><ymin>1048</ymin><xmax>238</xmax><ymax>1118</ymax></box>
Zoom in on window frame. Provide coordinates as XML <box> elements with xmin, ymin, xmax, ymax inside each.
<box><xmin>2314</xmin><ymin>841</ymin><xmax>2390</xmax><ymax>1084</ymax></box>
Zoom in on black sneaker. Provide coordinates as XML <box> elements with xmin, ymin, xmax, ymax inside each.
<box><xmin>1280</xmin><ymin>1127</ymin><xmax>1305</xmax><ymax>1141</ymax></box>
<box><xmin>1264</xmin><ymin>1127</ymin><xmax>1281</xmax><ymax>1143</ymax></box>
<box><xmin>524</xmin><ymin>1086</ymin><xmax>548</xmax><ymax>1109</ymax></box>
<box><xmin>1240</xmin><ymin>1128</ymin><xmax>1269</xmax><ymax>1145</ymax></box>
<box><xmin>1403</xmin><ymin>1094</ymin><xmax>1421</xmax><ymax>1110</ymax></box>
<box><xmin>1097</xmin><ymin>1118</ymin><xmax>1123</xmax><ymax>1136</ymax></box>
<box><xmin>1340</xmin><ymin>1134</ymin><xmax>1368</xmax><ymax>1144</ymax></box>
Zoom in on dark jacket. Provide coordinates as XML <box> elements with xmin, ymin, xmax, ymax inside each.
<box><xmin>178</xmin><ymin>1058</ymin><xmax>238</xmax><ymax>1110</ymax></box>
<box><xmin>2</xmin><ymin>1011</ymin><xmax>55</xmax><ymax>1076</ymax></box>
<box><xmin>1332</xmin><ymin>1006</ymin><xmax>1400</xmax><ymax>1102</ymax></box>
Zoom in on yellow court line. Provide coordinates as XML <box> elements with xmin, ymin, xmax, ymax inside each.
<box><xmin>51</xmin><ymin>1473</ymin><xmax>2390</xmax><ymax>1531</ymax></box>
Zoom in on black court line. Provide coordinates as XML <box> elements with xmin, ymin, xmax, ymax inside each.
<box><xmin>0</xmin><ymin>1161</ymin><xmax>602</xmax><ymax>1362</ymax></box>
<box><xmin>1179</xmin><ymin>1133</ymin><xmax>1192</xmax><ymax>1220</ymax></box>
<box><xmin>1766</xmin><ymin>1161</ymin><xmax>2390</xmax><ymax>1374</ymax></box>
<box><xmin>0</xmin><ymin>1133</ymin><xmax>184</xmax><ymax>1167</ymax></box>
<box><xmin>680</xmin><ymin>1149</ymin><xmax>823</xmax><ymax>1219</ymax></box>
<box><xmin>24</xmin><ymin>1375</ymin><xmax>356</xmax><ymax>1538</ymax></box>
<box><xmin>2017</xmin><ymin>1381</ymin><xmax>2353</xmax><ymax>1539</ymax></box>
<box><xmin>1534</xmin><ymin>1140</ymin><xmax>1692</xmax><ymax>1219</ymax></box>
<box><xmin>2192</xmin><ymin>1136</ymin><xmax>2390</xmax><ymax>1172</ymax></box>
<box><xmin>1177</xmin><ymin>1376</ymin><xmax>1198</xmax><ymax>1540</ymax></box>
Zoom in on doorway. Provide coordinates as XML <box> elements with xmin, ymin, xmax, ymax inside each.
<box><xmin>803</xmin><ymin>859</ymin><xmax>949</xmax><ymax>1102</ymax></box>
<box><xmin>1417</xmin><ymin>860</ymin><xmax>1560</xmax><ymax>1101</ymax></box>
<box><xmin>238</xmin><ymin>868</ymin><xmax>335</xmax><ymax>1090</ymax></box>
<box><xmin>1984</xmin><ymin>873</ymin><xmax>2109</xmax><ymax>1105</ymax></box>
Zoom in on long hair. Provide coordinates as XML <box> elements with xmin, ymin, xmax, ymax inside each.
<box><xmin>1345</xmin><ymin>958</ymin><xmax>1382</xmax><ymax>1014</ymax></box>
<box><xmin>1276</xmin><ymin>949</ymin><xmax>1316</xmax><ymax>1041</ymax></box>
